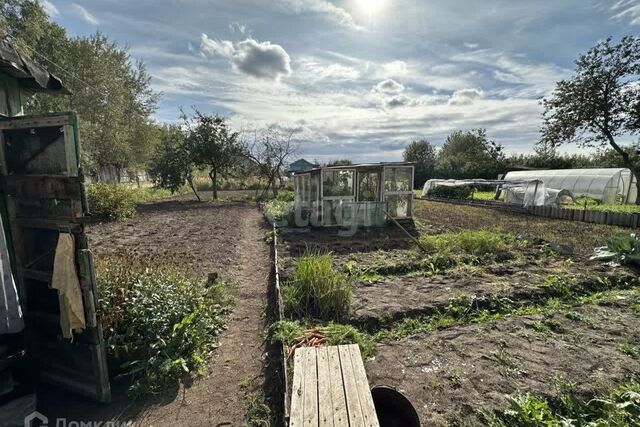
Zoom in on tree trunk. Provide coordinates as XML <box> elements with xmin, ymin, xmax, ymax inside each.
<box><xmin>604</xmin><ymin>131</ymin><xmax>640</xmax><ymax>204</ymax></box>
<box><xmin>187</xmin><ymin>176</ymin><xmax>201</xmax><ymax>202</ymax></box>
<box><xmin>209</xmin><ymin>168</ymin><xmax>218</xmax><ymax>200</ymax></box>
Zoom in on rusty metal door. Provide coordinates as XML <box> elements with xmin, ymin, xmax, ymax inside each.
<box><xmin>0</xmin><ymin>112</ymin><xmax>110</xmax><ymax>402</ymax></box>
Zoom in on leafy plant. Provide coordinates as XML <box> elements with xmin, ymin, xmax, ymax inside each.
<box><xmin>591</xmin><ymin>233</ymin><xmax>640</xmax><ymax>266</ymax></box>
<box><xmin>283</xmin><ymin>251</ymin><xmax>352</xmax><ymax>320</ymax></box>
<box><xmin>87</xmin><ymin>182</ymin><xmax>137</xmax><ymax>221</ymax></box>
<box><xmin>96</xmin><ymin>253</ymin><xmax>233</xmax><ymax>397</ymax></box>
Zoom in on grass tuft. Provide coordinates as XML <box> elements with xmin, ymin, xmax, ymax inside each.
<box><xmin>283</xmin><ymin>251</ymin><xmax>351</xmax><ymax>320</ymax></box>
<box><xmin>419</xmin><ymin>230</ymin><xmax>519</xmax><ymax>257</ymax></box>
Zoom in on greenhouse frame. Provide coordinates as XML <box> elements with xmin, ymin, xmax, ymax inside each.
<box><xmin>503</xmin><ymin>168</ymin><xmax>638</xmax><ymax>205</ymax></box>
<box><xmin>293</xmin><ymin>162</ymin><xmax>415</xmax><ymax>227</ymax></box>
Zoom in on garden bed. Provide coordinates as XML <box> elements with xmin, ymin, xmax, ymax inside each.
<box><xmin>274</xmin><ymin>199</ymin><xmax>640</xmax><ymax>425</ymax></box>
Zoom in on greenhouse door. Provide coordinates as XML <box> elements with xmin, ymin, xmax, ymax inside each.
<box><xmin>0</xmin><ymin>113</ymin><xmax>111</xmax><ymax>402</ymax></box>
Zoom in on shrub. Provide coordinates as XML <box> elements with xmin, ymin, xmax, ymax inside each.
<box><xmin>87</xmin><ymin>183</ymin><xmax>137</xmax><ymax>221</ymax></box>
<box><xmin>275</xmin><ymin>190</ymin><xmax>294</xmax><ymax>202</ymax></box>
<box><xmin>419</xmin><ymin>230</ymin><xmax>516</xmax><ymax>256</ymax></box>
<box><xmin>427</xmin><ymin>185</ymin><xmax>473</xmax><ymax>199</ymax></box>
<box><xmin>283</xmin><ymin>251</ymin><xmax>351</xmax><ymax>320</ymax></box>
<box><xmin>96</xmin><ymin>253</ymin><xmax>233</xmax><ymax>397</ymax></box>
<box><xmin>264</xmin><ymin>199</ymin><xmax>295</xmax><ymax>224</ymax></box>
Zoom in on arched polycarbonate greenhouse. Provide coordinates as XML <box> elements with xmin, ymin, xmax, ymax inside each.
<box><xmin>503</xmin><ymin>168</ymin><xmax>638</xmax><ymax>204</ymax></box>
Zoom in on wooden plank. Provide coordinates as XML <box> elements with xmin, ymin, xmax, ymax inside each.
<box><xmin>328</xmin><ymin>346</ymin><xmax>349</xmax><ymax>426</ymax></box>
<box><xmin>317</xmin><ymin>347</ymin><xmax>334</xmax><ymax>427</ymax></box>
<box><xmin>290</xmin><ymin>348</ymin><xmax>306</xmax><ymax>427</ymax></box>
<box><xmin>339</xmin><ymin>345</ymin><xmax>365</xmax><ymax>427</ymax></box>
<box><xmin>302</xmin><ymin>347</ymin><xmax>319</xmax><ymax>427</ymax></box>
<box><xmin>348</xmin><ymin>345</ymin><xmax>380</xmax><ymax>427</ymax></box>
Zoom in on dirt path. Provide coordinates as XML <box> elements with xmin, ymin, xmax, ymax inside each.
<box><xmin>38</xmin><ymin>199</ymin><xmax>274</xmax><ymax>426</ymax></box>
<box><xmin>135</xmin><ymin>207</ymin><xmax>271</xmax><ymax>426</ymax></box>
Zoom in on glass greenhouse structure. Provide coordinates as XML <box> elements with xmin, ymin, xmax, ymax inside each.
<box><xmin>293</xmin><ymin>162</ymin><xmax>415</xmax><ymax>227</ymax></box>
<box><xmin>503</xmin><ymin>168</ymin><xmax>638</xmax><ymax>204</ymax></box>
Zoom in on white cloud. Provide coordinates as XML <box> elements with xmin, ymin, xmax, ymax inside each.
<box><xmin>273</xmin><ymin>0</ymin><xmax>363</xmax><ymax>30</ymax></box>
<box><xmin>70</xmin><ymin>4</ymin><xmax>99</xmax><ymax>25</ymax></box>
<box><xmin>373</xmin><ymin>79</ymin><xmax>405</xmax><ymax>94</ymax></box>
<box><xmin>200</xmin><ymin>34</ymin><xmax>292</xmax><ymax>81</ymax></box>
<box><xmin>380</xmin><ymin>60</ymin><xmax>408</xmax><ymax>77</ymax></box>
<box><xmin>610</xmin><ymin>0</ymin><xmax>640</xmax><ymax>25</ymax></box>
<box><xmin>385</xmin><ymin>94</ymin><xmax>416</xmax><ymax>108</ymax></box>
<box><xmin>448</xmin><ymin>88</ymin><xmax>483</xmax><ymax>105</ymax></box>
<box><xmin>464</xmin><ymin>42</ymin><xmax>479</xmax><ymax>49</ymax></box>
<box><xmin>39</xmin><ymin>0</ymin><xmax>59</xmax><ymax>17</ymax></box>
<box><xmin>296</xmin><ymin>59</ymin><xmax>360</xmax><ymax>82</ymax></box>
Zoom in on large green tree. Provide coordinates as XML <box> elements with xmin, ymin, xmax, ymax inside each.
<box><xmin>183</xmin><ymin>110</ymin><xmax>241</xmax><ymax>200</ymax></box>
<box><xmin>541</xmin><ymin>36</ymin><xmax>640</xmax><ymax>204</ymax></box>
<box><xmin>435</xmin><ymin>129</ymin><xmax>505</xmax><ymax>179</ymax></box>
<box><xmin>1</xmin><ymin>0</ymin><xmax>160</xmax><ymax>180</ymax></box>
<box><xmin>147</xmin><ymin>125</ymin><xmax>200</xmax><ymax>201</ymax></box>
<box><xmin>403</xmin><ymin>139</ymin><xmax>436</xmax><ymax>188</ymax></box>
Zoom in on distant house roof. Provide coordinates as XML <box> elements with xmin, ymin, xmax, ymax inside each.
<box><xmin>288</xmin><ymin>158</ymin><xmax>317</xmax><ymax>173</ymax></box>
<box><xmin>0</xmin><ymin>39</ymin><xmax>68</xmax><ymax>94</ymax></box>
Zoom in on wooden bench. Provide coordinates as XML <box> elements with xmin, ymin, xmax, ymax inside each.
<box><xmin>290</xmin><ymin>344</ymin><xmax>380</xmax><ymax>427</ymax></box>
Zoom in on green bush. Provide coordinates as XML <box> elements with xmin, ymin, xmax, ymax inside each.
<box><xmin>264</xmin><ymin>199</ymin><xmax>295</xmax><ymax>224</ymax></box>
<box><xmin>427</xmin><ymin>185</ymin><xmax>473</xmax><ymax>199</ymax></box>
<box><xmin>419</xmin><ymin>230</ymin><xmax>516</xmax><ymax>256</ymax></box>
<box><xmin>87</xmin><ymin>183</ymin><xmax>178</xmax><ymax>221</ymax></box>
<box><xmin>283</xmin><ymin>251</ymin><xmax>351</xmax><ymax>320</ymax></box>
<box><xmin>96</xmin><ymin>253</ymin><xmax>233</xmax><ymax>398</ymax></box>
<box><xmin>275</xmin><ymin>190</ymin><xmax>294</xmax><ymax>202</ymax></box>
<box><xmin>87</xmin><ymin>183</ymin><xmax>137</xmax><ymax>221</ymax></box>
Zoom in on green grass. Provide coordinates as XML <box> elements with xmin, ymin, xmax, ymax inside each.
<box><xmin>482</xmin><ymin>381</ymin><xmax>640</xmax><ymax>426</ymax></box>
<box><xmin>419</xmin><ymin>230</ymin><xmax>520</xmax><ymax>257</ymax></box>
<box><xmin>565</xmin><ymin>196</ymin><xmax>640</xmax><ymax>214</ymax></box>
<box><xmin>283</xmin><ymin>251</ymin><xmax>352</xmax><ymax>320</ymax></box>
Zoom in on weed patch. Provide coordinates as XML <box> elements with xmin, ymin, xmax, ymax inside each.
<box><xmin>96</xmin><ymin>253</ymin><xmax>233</xmax><ymax>398</ymax></box>
<box><xmin>419</xmin><ymin>230</ymin><xmax>520</xmax><ymax>257</ymax></box>
<box><xmin>482</xmin><ymin>381</ymin><xmax>640</xmax><ymax>426</ymax></box>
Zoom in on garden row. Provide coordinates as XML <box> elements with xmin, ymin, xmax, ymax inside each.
<box><xmin>271</xmin><ymin>215</ymin><xmax>640</xmax><ymax>425</ymax></box>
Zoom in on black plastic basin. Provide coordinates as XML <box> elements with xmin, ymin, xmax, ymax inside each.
<box><xmin>370</xmin><ymin>385</ymin><xmax>420</xmax><ymax>427</ymax></box>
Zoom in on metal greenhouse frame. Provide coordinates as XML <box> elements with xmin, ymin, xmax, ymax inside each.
<box><xmin>293</xmin><ymin>162</ymin><xmax>415</xmax><ymax>227</ymax></box>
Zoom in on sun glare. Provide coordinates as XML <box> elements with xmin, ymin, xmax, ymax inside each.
<box><xmin>356</xmin><ymin>0</ymin><xmax>386</xmax><ymax>15</ymax></box>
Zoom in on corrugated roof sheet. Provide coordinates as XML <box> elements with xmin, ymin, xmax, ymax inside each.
<box><xmin>0</xmin><ymin>39</ymin><xmax>68</xmax><ymax>94</ymax></box>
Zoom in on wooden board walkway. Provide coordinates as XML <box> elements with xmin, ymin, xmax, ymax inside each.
<box><xmin>289</xmin><ymin>344</ymin><xmax>380</xmax><ymax>427</ymax></box>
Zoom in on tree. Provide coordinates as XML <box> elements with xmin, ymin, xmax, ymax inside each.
<box><xmin>435</xmin><ymin>129</ymin><xmax>505</xmax><ymax>179</ymax></box>
<box><xmin>242</xmin><ymin>127</ymin><xmax>299</xmax><ymax>198</ymax></box>
<box><xmin>403</xmin><ymin>139</ymin><xmax>436</xmax><ymax>188</ymax></box>
<box><xmin>1</xmin><ymin>1</ymin><xmax>160</xmax><ymax>180</ymax></box>
<box><xmin>147</xmin><ymin>125</ymin><xmax>201</xmax><ymax>201</ymax></box>
<box><xmin>541</xmin><ymin>36</ymin><xmax>640</xmax><ymax>204</ymax></box>
<box><xmin>183</xmin><ymin>110</ymin><xmax>241</xmax><ymax>200</ymax></box>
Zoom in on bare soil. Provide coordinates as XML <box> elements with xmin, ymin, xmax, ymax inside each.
<box><xmin>276</xmin><ymin>199</ymin><xmax>639</xmax><ymax>426</ymax></box>
<box><xmin>366</xmin><ymin>295</ymin><xmax>640</xmax><ymax>426</ymax></box>
<box><xmin>38</xmin><ymin>196</ymin><xmax>276</xmax><ymax>427</ymax></box>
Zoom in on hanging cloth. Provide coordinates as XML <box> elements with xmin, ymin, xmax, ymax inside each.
<box><xmin>51</xmin><ymin>233</ymin><xmax>85</xmax><ymax>339</ymax></box>
<box><xmin>0</xmin><ymin>214</ymin><xmax>23</xmax><ymax>335</ymax></box>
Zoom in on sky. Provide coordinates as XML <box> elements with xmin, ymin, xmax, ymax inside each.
<box><xmin>40</xmin><ymin>0</ymin><xmax>640</xmax><ymax>162</ymax></box>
